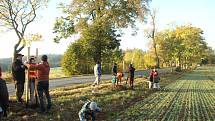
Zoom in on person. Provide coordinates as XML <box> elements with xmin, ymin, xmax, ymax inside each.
<box><xmin>111</xmin><ymin>73</ymin><xmax>117</xmax><ymax>88</ymax></box>
<box><xmin>112</xmin><ymin>63</ymin><xmax>117</xmax><ymax>75</ymax></box>
<box><xmin>26</xmin><ymin>55</ymin><xmax>51</xmax><ymax>113</ymax></box>
<box><xmin>12</xmin><ymin>53</ymin><xmax>26</xmax><ymax>102</ymax></box>
<box><xmin>27</xmin><ymin>56</ymin><xmax>38</xmax><ymax>106</ymax></box>
<box><xmin>112</xmin><ymin>63</ymin><xmax>118</xmax><ymax>85</ymax></box>
<box><xmin>127</xmin><ymin>64</ymin><xmax>135</xmax><ymax>89</ymax></box>
<box><xmin>152</xmin><ymin>69</ymin><xmax>160</xmax><ymax>89</ymax></box>
<box><xmin>93</xmin><ymin>61</ymin><xmax>101</xmax><ymax>86</ymax></box>
<box><xmin>79</xmin><ymin>101</ymin><xmax>101</xmax><ymax>121</ymax></box>
<box><xmin>149</xmin><ymin>69</ymin><xmax>154</xmax><ymax>89</ymax></box>
<box><xmin>117</xmin><ymin>72</ymin><xmax>123</xmax><ymax>85</ymax></box>
<box><xmin>0</xmin><ymin>67</ymin><xmax>9</xmax><ymax>118</ymax></box>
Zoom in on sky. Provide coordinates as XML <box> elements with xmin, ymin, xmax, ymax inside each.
<box><xmin>0</xmin><ymin>0</ymin><xmax>214</xmax><ymax>58</ymax></box>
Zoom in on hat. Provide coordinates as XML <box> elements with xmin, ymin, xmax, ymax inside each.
<box><xmin>41</xmin><ymin>55</ymin><xmax>48</xmax><ymax>61</ymax></box>
<box><xmin>16</xmin><ymin>53</ymin><xmax>24</xmax><ymax>57</ymax></box>
<box><xmin>89</xmin><ymin>102</ymin><xmax>99</xmax><ymax>111</ymax></box>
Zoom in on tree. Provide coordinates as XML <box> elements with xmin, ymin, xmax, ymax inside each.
<box><xmin>0</xmin><ymin>0</ymin><xmax>48</xmax><ymax>61</ymax></box>
<box><xmin>124</xmin><ymin>49</ymin><xmax>147</xmax><ymax>70</ymax></box>
<box><xmin>156</xmin><ymin>24</ymin><xmax>207</xmax><ymax>70</ymax></box>
<box><xmin>145</xmin><ymin>9</ymin><xmax>160</xmax><ymax>68</ymax></box>
<box><xmin>54</xmin><ymin>0</ymin><xmax>151</xmax><ymax>63</ymax></box>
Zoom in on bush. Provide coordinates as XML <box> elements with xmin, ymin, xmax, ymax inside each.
<box><xmin>175</xmin><ymin>66</ymin><xmax>182</xmax><ymax>72</ymax></box>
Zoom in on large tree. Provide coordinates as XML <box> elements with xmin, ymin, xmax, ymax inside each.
<box><xmin>145</xmin><ymin>9</ymin><xmax>160</xmax><ymax>68</ymax></box>
<box><xmin>0</xmin><ymin>0</ymin><xmax>47</xmax><ymax>61</ymax></box>
<box><xmin>54</xmin><ymin>0</ymin><xmax>151</xmax><ymax>63</ymax></box>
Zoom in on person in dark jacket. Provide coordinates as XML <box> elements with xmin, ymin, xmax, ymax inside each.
<box><xmin>12</xmin><ymin>53</ymin><xmax>26</xmax><ymax>102</ymax></box>
<box><xmin>26</xmin><ymin>55</ymin><xmax>51</xmax><ymax>113</ymax></box>
<box><xmin>127</xmin><ymin>64</ymin><xmax>135</xmax><ymax>89</ymax></box>
<box><xmin>112</xmin><ymin>63</ymin><xmax>118</xmax><ymax>87</ymax></box>
<box><xmin>0</xmin><ymin>67</ymin><xmax>9</xmax><ymax>118</ymax></box>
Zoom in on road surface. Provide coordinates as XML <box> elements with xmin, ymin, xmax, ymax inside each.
<box><xmin>7</xmin><ymin>68</ymin><xmax>172</xmax><ymax>96</ymax></box>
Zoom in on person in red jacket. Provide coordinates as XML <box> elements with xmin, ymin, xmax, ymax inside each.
<box><xmin>26</xmin><ymin>55</ymin><xmax>51</xmax><ymax>113</ymax></box>
<box><xmin>28</xmin><ymin>56</ymin><xmax>38</xmax><ymax>106</ymax></box>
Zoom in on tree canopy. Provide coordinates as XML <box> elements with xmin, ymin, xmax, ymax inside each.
<box><xmin>55</xmin><ymin>0</ymin><xmax>151</xmax><ymax>75</ymax></box>
<box><xmin>155</xmin><ymin>24</ymin><xmax>208</xmax><ymax>69</ymax></box>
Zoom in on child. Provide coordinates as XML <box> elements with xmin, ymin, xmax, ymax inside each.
<box><xmin>79</xmin><ymin>101</ymin><xmax>101</xmax><ymax>121</ymax></box>
<box><xmin>112</xmin><ymin>74</ymin><xmax>117</xmax><ymax>88</ymax></box>
<box><xmin>117</xmin><ymin>72</ymin><xmax>123</xmax><ymax>85</ymax></box>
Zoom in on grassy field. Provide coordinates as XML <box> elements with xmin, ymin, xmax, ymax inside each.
<box><xmin>3</xmin><ymin>70</ymin><xmax>183</xmax><ymax>121</ymax></box>
<box><xmin>120</xmin><ymin>66</ymin><xmax>215</xmax><ymax>120</ymax></box>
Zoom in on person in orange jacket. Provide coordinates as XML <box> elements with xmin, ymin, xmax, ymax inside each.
<box><xmin>28</xmin><ymin>56</ymin><xmax>38</xmax><ymax>106</ymax></box>
<box><xmin>26</xmin><ymin>55</ymin><xmax>51</xmax><ymax>113</ymax></box>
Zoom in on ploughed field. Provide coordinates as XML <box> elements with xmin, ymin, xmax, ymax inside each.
<box><xmin>120</xmin><ymin>66</ymin><xmax>215</xmax><ymax>120</ymax></box>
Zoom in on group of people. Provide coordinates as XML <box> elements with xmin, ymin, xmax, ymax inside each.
<box><xmin>0</xmin><ymin>53</ymin><xmax>52</xmax><ymax>119</ymax></box>
<box><xmin>1</xmin><ymin>56</ymin><xmax>161</xmax><ymax>121</ymax></box>
<box><xmin>112</xmin><ymin>63</ymin><xmax>136</xmax><ymax>89</ymax></box>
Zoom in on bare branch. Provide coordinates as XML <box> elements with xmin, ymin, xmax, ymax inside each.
<box><xmin>17</xmin><ymin>44</ymin><xmax>25</xmax><ymax>53</ymax></box>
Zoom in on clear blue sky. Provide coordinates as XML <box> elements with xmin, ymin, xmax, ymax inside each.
<box><xmin>0</xmin><ymin>0</ymin><xmax>214</xmax><ymax>58</ymax></box>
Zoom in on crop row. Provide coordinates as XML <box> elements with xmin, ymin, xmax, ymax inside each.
<box><xmin>119</xmin><ymin>66</ymin><xmax>215</xmax><ymax>120</ymax></box>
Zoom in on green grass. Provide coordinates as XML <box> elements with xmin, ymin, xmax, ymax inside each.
<box><xmin>119</xmin><ymin>66</ymin><xmax>215</xmax><ymax>120</ymax></box>
<box><xmin>4</xmin><ymin>70</ymin><xmax>182</xmax><ymax>121</ymax></box>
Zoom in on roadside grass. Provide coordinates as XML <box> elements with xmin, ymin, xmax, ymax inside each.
<box><xmin>2</xmin><ymin>68</ymin><xmax>68</xmax><ymax>83</ymax></box>
<box><xmin>4</xmin><ymin>71</ymin><xmax>183</xmax><ymax>121</ymax></box>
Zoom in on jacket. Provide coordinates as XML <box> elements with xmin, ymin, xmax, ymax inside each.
<box><xmin>79</xmin><ymin>101</ymin><xmax>101</xmax><ymax>121</ymax></box>
<box><xmin>112</xmin><ymin>65</ymin><xmax>117</xmax><ymax>75</ymax></box>
<box><xmin>94</xmin><ymin>64</ymin><xmax>101</xmax><ymax>77</ymax></box>
<box><xmin>12</xmin><ymin>59</ymin><xmax>26</xmax><ymax>82</ymax></box>
<box><xmin>128</xmin><ymin>67</ymin><xmax>135</xmax><ymax>78</ymax></box>
<box><xmin>28</xmin><ymin>63</ymin><xmax>37</xmax><ymax>79</ymax></box>
<box><xmin>0</xmin><ymin>79</ymin><xmax>9</xmax><ymax>116</ymax></box>
<box><xmin>28</xmin><ymin>62</ymin><xmax>50</xmax><ymax>81</ymax></box>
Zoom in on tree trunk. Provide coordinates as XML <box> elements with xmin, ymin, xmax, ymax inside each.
<box><xmin>153</xmin><ymin>38</ymin><xmax>160</xmax><ymax>68</ymax></box>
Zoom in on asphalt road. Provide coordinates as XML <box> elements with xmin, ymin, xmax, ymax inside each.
<box><xmin>6</xmin><ymin>69</ymin><xmax>155</xmax><ymax>96</ymax></box>
<box><xmin>7</xmin><ymin>74</ymin><xmax>112</xmax><ymax>96</ymax></box>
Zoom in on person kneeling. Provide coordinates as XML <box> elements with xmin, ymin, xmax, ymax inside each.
<box><xmin>79</xmin><ymin>101</ymin><xmax>101</xmax><ymax>121</ymax></box>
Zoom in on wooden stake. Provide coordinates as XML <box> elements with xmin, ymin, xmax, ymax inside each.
<box><xmin>25</xmin><ymin>47</ymin><xmax>30</xmax><ymax>106</ymax></box>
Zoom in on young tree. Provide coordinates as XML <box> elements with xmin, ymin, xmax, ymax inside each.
<box><xmin>0</xmin><ymin>0</ymin><xmax>48</xmax><ymax>61</ymax></box>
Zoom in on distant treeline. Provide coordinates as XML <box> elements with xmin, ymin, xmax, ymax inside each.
<box><xmin>0</xmin><ymin>54</ymin><xmax>62</xmax><ymax>72</ymax></box>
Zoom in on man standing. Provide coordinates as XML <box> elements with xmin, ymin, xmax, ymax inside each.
<box><xmin>26</xmin><ymin>55</ymin><xmax>51</xmax><ymax>113</ymax></box>
<box><xmin>93</xmin><ymin>61</ymin><xmax>101</xmax><ymax>86</ymax></box>
<box><xmin>12</xmin><ymin>53</ymin><xmax>26</xmax><ymax>102</ymax></box>
<box><xmin>128</xmin><ymin>64</ymin><xmax>135</xmax><ymax>89</ymax></box>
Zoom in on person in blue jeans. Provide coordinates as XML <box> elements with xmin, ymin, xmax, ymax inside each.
<box><xmin>79</xmin><ymin>101</ymin><xmax>101</xmax><ymax>121</ymax></box>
